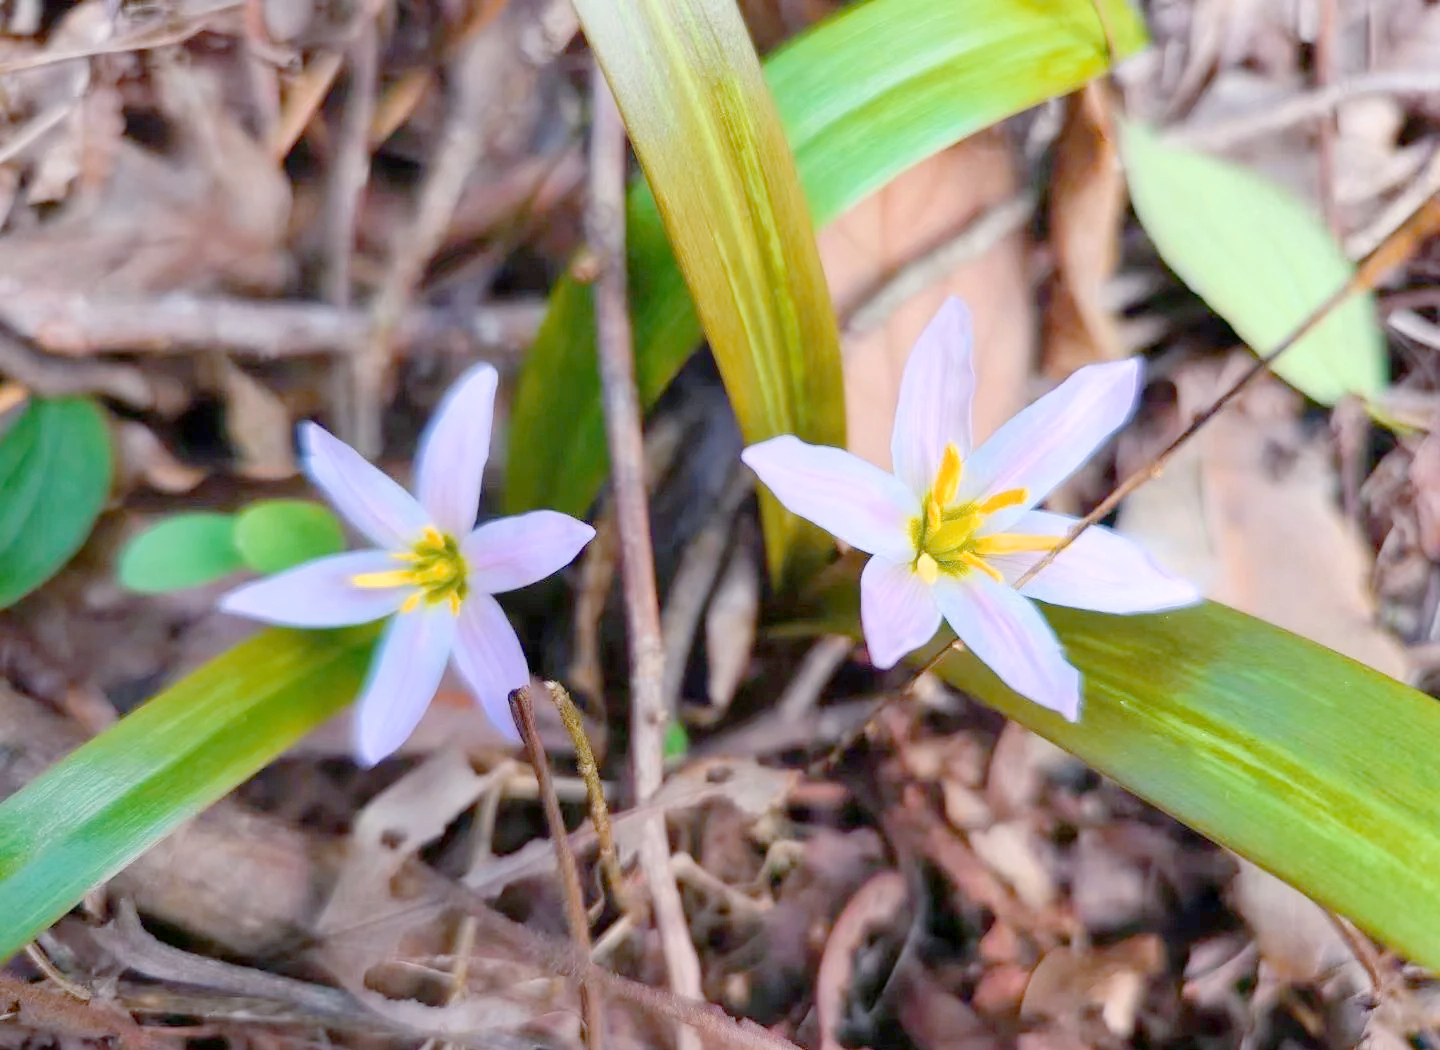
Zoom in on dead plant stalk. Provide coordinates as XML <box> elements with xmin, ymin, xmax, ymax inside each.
<box><xmin>587</xmin><ymin>65</ymin><xmax>705</xmax><ymax>1050</ymax></box>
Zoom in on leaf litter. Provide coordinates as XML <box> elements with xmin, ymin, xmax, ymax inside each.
<box><xmin>3</xmin><ymin>1</ymin><xmax>1440</xmax><ymax>1050</ymax></box>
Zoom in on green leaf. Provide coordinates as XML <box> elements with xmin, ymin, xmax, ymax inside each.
<box><xmin>505</xmin><ymin>0</ymin><xmax>1146</xmax><ymax>537</ymax></box>
<box><xmin>0</xmin><ymin>398</ymin><xmax>112</xmax><ymax>609</ymax></box>
<box><xmin>234</xmin><ymin>499</ymin><xmax>347</xmax><ymax>575</ymax></box>
<box><xmin>778</xmin><ymin>592</ymin><xmax>1440</xmax><ymax>969</ymax></box>
<box><xmin>0</xmin><ymin>625</ymin><xmax>377</xmax><ymax>959</ymax></box>
<box><xmin>1120</xmin><ymin>120</ymin><xmax>1386</xmax><ymax>405</ymax></box>
<box><xmin>118</xmin><ymin>513</ymin><xmax>244</xmax><ymax>593</ymax></box>
<box><xmin>572</xmin><ymin>0</ymin><xmax>845</xmax><ymax>579</ymax></box>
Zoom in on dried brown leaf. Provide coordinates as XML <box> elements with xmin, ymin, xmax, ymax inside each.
<box><xmin>704</xmin><ymin>528</ymin><xmax>760</xmax><ymax>711</ymax></box>
<box><xmin>1042</xmin><ymin>83</ymin><xmax>1126</xmax><ymax>377</ymax></box>
<box><xmin>815</xmin><ymin>870</ymin><xmax>908</xmax><ymax>1050</ymax></box>
<box><xmin>1116</xmin><ymin>357</ymin><xmax>1409</xmax><ymax>679</ymax></box>
<box><xmin>816</xmin><ymin>131</ymin><xmax>1034</xmax><ymax>469</ymax></box>
<box><xmin>1020</xmin><ymin>935</ymin><xmax>1165</xmax><ymax>1039</ymax></box>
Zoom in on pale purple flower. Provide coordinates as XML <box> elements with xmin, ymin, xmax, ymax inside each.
<box><xmin>220</xmin><ymin>363</ymin><xmax>595</xmax><ymax>765</ymax></box>
<box><xmin>741</xmin><ymin>298</ymin><xmax>1200</xmax><ymax>721</ymax></box>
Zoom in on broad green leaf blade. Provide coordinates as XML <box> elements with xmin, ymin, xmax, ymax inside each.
<box><xmin>780</xmin><ymin>594</ymin><xmax>1440</xmax><ymax>968</ymax></box>
<box><xmin>234</xmin><ymin>499</ymin><xmax>347</xmax><ymax>575</ymax></box>
<box><xmin>572</xmin><ymin>0</ymin><xmax>845</xmax><ymax>578</ymax></box>
<box><xmin>0</xmin><ymin>625</ymin><xmax>377</xmax><ymax>959</ymax></box>
<box><xmin>1121</xmin><ymin>120</ymin><xmax>1386</xmax><ymax>405</ymax></box>
<box><xmin>505</xmin><ymin>0</ymin><xmax>1146</xmax><ymax>533</ymax></box>
<box><xmin>0</xmin><ymin>398</ymin><xmax>111</xmax><ymax>608</ymax></box>
<box><xmin>118</xmin><ymin>513</ymin><xmax>244</xmax><ymax>593</ymax></box>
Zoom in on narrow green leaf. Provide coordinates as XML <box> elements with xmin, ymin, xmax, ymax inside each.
<box><xmin>1121</xmin><ymin>120</ymin><xmax>1386</xmax><ymax>405</ymax></box>
<box><xmin>572</xmin><ymin>0</ymin><xmax>845</xmax><ymax>578</ymax></box>
<box><xmin>0</xmin><ymin>625</ymin><xmax>377</xmax><ymax>959</ymax></box>
<box><xmin>234</xmin><ymin>499</ymin><xmax>346</xmax><ymax>575</ymax></box>
<box><xmin>778</xmin><ymin>592</ymin><xmax>1440</xmax><ymax>969</ymax></box>
<box><xmin>0</xmin><ymin>398</ymin><xmax>112</xmax><ymax>609</ymax></box>
<box><xmin>118</xmin><ymin>513</ymin><xmax>244</xmax><ymax>593</ymax></box>
<box><xmin>505</xmin><ymin>0</ymin><xmax>1146</xmax><ymax>533</ymax></box>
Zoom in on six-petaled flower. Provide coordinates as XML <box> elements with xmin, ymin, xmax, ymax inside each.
<box><xmin>741</xmin><ymin>297</ymin><xmax>1200</xmax><ymax>721</ymax></box>
<box><xmin>219</xmin><ymin>363</ymin><xmax>595</xmax><ymax>765</ymax></box>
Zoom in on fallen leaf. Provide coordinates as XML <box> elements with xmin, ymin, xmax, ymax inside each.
<box><xmin>894</xmin><ymin>960</ymin><xmax>1003</xmax><ymax>1050</ymax></box>
<box><xmin>316</xmin><ymin>750</ymin><xmax>550</xmax><ymax>1036</ymax></box>
<box><xmin>816</xmin><ymin>131</ymin><xmax>1034</xmax><ymax>469</ymax></box>
<box><xmin>815</xmin><ymin>870</ymin><xmax>908</xmax><ymax>1050</ymax></box>
<box><xmin>1020</xmin><ymin>935</ymin><xmax>1165</xmax><ymax>1039</ymax></box>
<box><xmin>1229</xmin><ymin>857</ymin><xmax>1371</xmax><ymax>994</ymax></box>
<box><xmin>208</xmin><ymin>357</ymin><xmax>298</xmax><ymax>481</ymax></box>
<box><xmin>969</xmin><ymin>821</ymin><xmax>1056</xmax><ymax>912</ymax></box>
<box><xmin>114</xmin><ymin>420</ymin><xmax>207</xmax><ymax>495</ymax></box>
<box><xmin>704</xmin><ymin>520</ymin><xmax>760</xmax><ymax>711</ymax></box>
<box><xmin>1116</xmin><ymin>356</ymin><xmax>1409</xmax><ymax>678</ymax></box>
<box><xmin>1042</xmin><ymin>82</ymin><xmax>1127</xmax><ymax>377</ymax></box>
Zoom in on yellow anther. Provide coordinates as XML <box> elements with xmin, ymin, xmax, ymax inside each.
<box><xmin>972</xmin><ymin>533</ymin><xmax>1062</xmax><ymax>557</ymax></box>
<box><xmin>975</xmin><ymin>487</ymin><xmax>1027</xmax><ymax>515</ymax></box>
<box><xmin>932</xmin><ymin>443</ymin><xmax>963</xmax><ymax>508</ymax></box>
<box><xmin>352</xmin><ymin>569</ymin><xmax>416</xmax><ymax>590</ymax></box>
<box><xmin>400</xmin><ymin>592</ymin><xmax>422</xmax><ymax>614</ymax></box>
<box><xmin>915</xmin><ymin>551</ymin><xmax>940</xmax><ymax>585</ymax></box>
<box><xmin>960</xmin><ymin>552</ymin><xmax>1004</xmax><ymax>583</ymax></box>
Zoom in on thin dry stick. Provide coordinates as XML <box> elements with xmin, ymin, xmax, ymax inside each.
<box><xmin>587</xmin><ymin>66</ymin><xmax>704</xmax><ymax>1050</ymax></box>
<box><xmin>352</xmin><ymin>0</ymin><xmax>510</xmax><ymax>454</ymax></box>
<box><xmin>322</xmin><ymin>18</ymin><xmax>379</xmax><ymax>308</ymax></box>
<box><xmin>509</xmin><ymin>686</ymin><xmax>606</xmax><ymax>1050</ymax></box>
<box><xmin>1315</xmin><ymin>0</ymin><xmax>1341</xmax><ymax>238</ymax></box>
<box><xmin>543</xmin><ymin>681</ymin><xmax>627</xmax><ymax>910</ymax></box>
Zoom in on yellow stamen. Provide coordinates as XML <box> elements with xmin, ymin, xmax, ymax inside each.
<box><xmin>975</xmin><ymin>487</ymin><xmax>1027</xmax><ymax>515</ymax></box>
<box><xmin>350</xmin><ymin>525</ymin><xmax>470</xmax><ymax>610</ymax></box>
<box><xmin>960</xmin><ymin>552</ymin><xmax>1004</xmax><ymax>583</ymax></box>
<box><xmin>915</xmin><ymin>551</ymin><xmax>940</xmax><ymax>585</ymax></box>
<box><xmin>352</xmin><ymin>569</ymin><xmax>417</xmax><ymax>589</ymax></box>
<box><xmin>926</xmin><ymin>516</ymin><xmax>978</xmax><ymax>554</ymax></box>
<box><xmin>933</xmin><ymin>443</ymin><xmax>963</xmax><ymax>508</ymax></box>
<box><xmin>972</xmin><ymin>533</ymin><xmax>1062</xmax><ymax>556</ymax></box>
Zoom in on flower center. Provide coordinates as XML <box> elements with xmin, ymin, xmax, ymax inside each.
<box><xmin>351</xmin><ymin>526</ymin><xmax>469</xmax><ymax>613</ymax></box>
<box><xmin>909</xmin><ymin>443</ymin><xmax>1058</xmax><ymax>585</ymax></box>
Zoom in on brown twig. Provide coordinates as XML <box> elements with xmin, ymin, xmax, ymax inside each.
<box><xmin>351</xmin><ymin>0</ymin><xmax>513</xmax><ymax>454</ymax></box>
<box><xmin>543</xmin><ymin>681</ymin><xmax>627</xmax><ymax>911</ymax></box>
<box><xmin>1168</xmin><ymin>70</ymin><xmax>1440</xmax><ymax>151</ymax></box>
<box><xmin>0</xmin><ymin>321</ymin><xmax>178</xmax><ymax>411</ymax></box>
<box><xmin>267</xmin><ymin>52</ymin><xmax>343</xmax><ymax>162</ymax></box>
<box><xmin>1315</xmin><ymin>0</ymin><xmax>1341</xmax><ymax>238</ymax></box>
<box><xmin>0</xmin><ymin>290</ymin><xmax>543</xmax><ymax>360</ymax></box>
<box><xmin>840</xmin><ymin>194</ymin><xmax>1036</xmax><ymax>343</ymax></box>
<box><xmin>509</xmin><ymin>686</ymin><xmax>606</xmax><ymax>1050</ymax></box>
<box><xmin>587</xmin><ymin>65</ymin><xmax>705</xmax><ymax>1050</ymax></box>
<box><xmin>322</xmin><ymin>19</ymin><xmax>379</xmax><ymax>309</ymax></box>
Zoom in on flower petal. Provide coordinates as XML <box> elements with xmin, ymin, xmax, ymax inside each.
<box><xmin>451</xmin><ymin>592</ymin><xmax>528</xmax><ymax>742</ymax></box>
<box><xmin>219</xmin><ymin>550</ymin><xmax>408</xmax><ymax>627</ymax></box>
<box><xmin>353</xmin><ymin>604</ymin><xmax>457</xmax><ymax>766</ymax></box>
<box><xmin>860</xmin><ymin>556</ymin><xmax>942</xmax><ymax>669</ymax></box>
<box><xmin>986</xmin><ymin>511</ymin><xmax>1203</xmax><ymax>614</ymax></box>
<box><xmin>959</xmin><ymin>359</ymin><xmax>1142</xmax><ymax>531</ymax></box>
<box><xmin>890</xmin><ymin>297</ymin><xmax>976</xmax><ymax>495</ymax></box>
<box><xmin>301</xmin><ymin>423</ymin><xmax>429</xmax><ymax>549</ymax></box>
<box><xmin>741</xmin><ymin>436</ymin><xmax>918</xmax><ymax>560</ymax></box>
<box><xmin>463</xmin><ymin>511</ymin><xmax>596</xmax><ymax>595</ymax></box>
<box><xmin>415</xmin><ymin>363</ymin><xmax>499</xmax><ymax>536</ymax></box>
<box><xmin>932</xmin><ymin>574</ymin><xmax>1082</xmax><ymax>720</ymax></box>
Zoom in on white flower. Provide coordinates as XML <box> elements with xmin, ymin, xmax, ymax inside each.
<box><xmin>220</xmin><ymin>363</ymin><xmax>595</xmax><ymax>764</ymax></box>
<box><xmin>741</xmin><ymin>298</ymin><xmax>1199</xmax><ymax>720</ymax></box>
